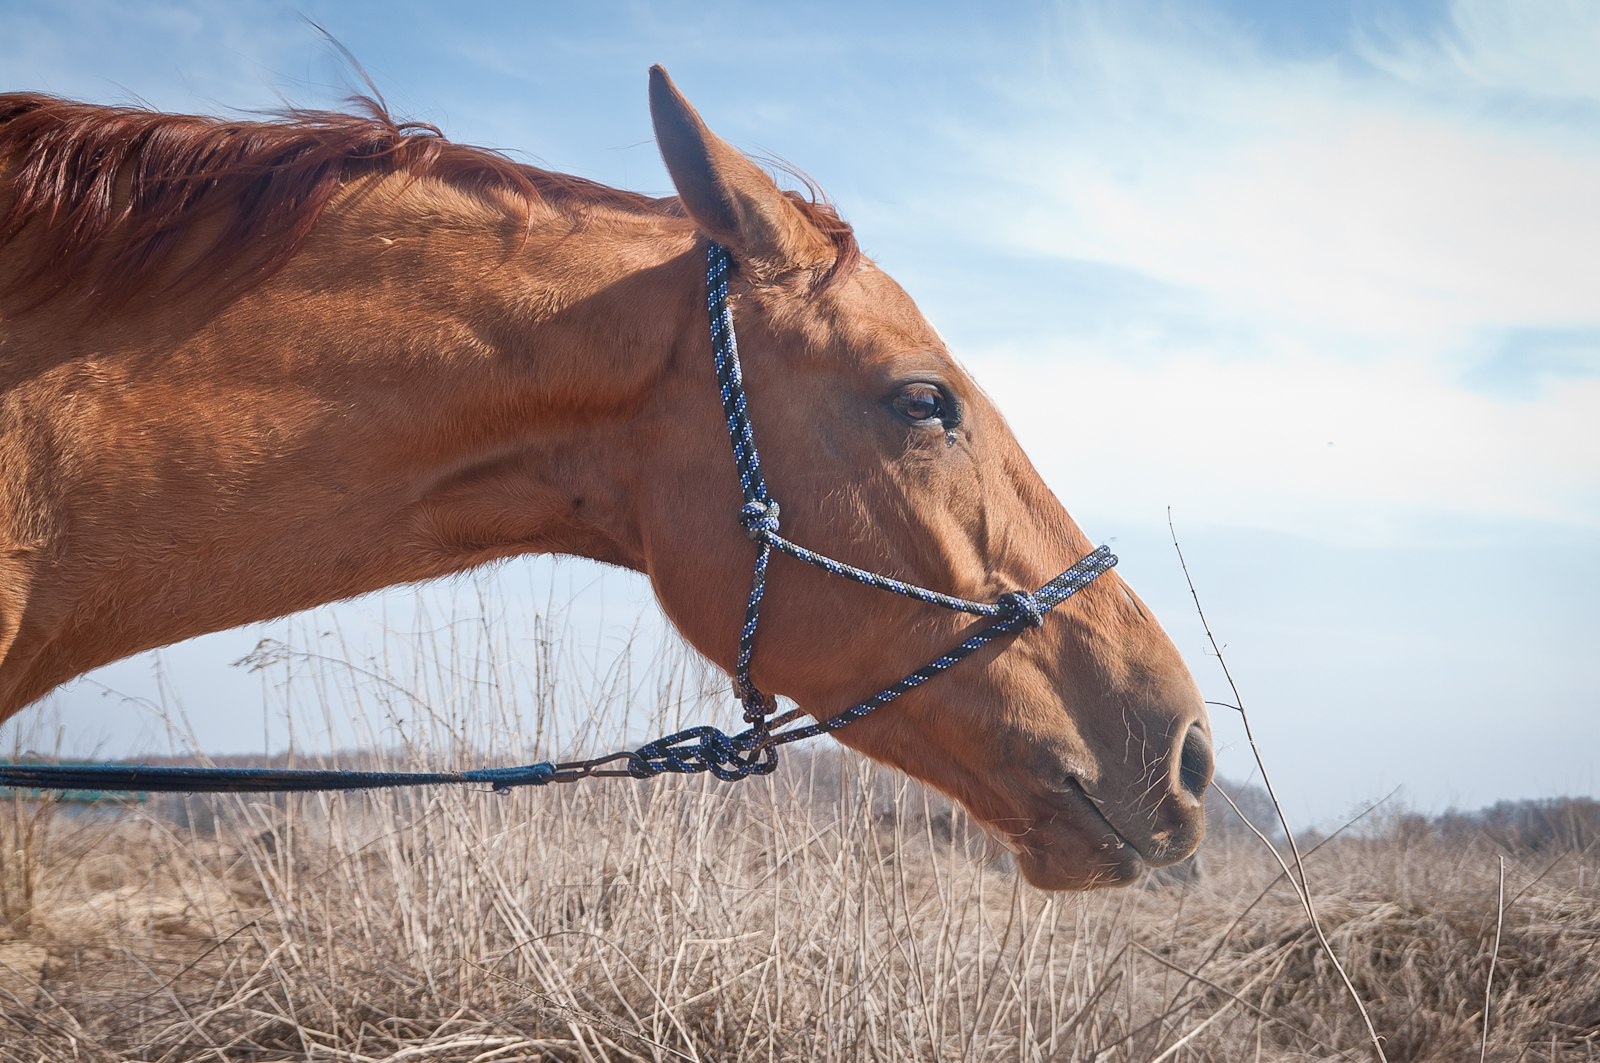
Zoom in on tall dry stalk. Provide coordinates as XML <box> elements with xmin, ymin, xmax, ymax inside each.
<box><xmin>1168</xmin><ymin>508</ymin><xmax>1390</xmax><ymax>1061</ymax></box>
<box><xmin>1479</xmin><ymin>853</ymin><xmax>1506</xmax><ymax>1063</ymax></box>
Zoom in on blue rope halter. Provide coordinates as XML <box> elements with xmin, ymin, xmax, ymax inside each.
<box><xmin>0</xmin><ymin>243</ymin><xmax>1115</xmax><ymax>796</ymax></box>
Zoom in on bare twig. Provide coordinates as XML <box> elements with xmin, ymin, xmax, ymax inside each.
<box><xmin>465</xmin><ymin>956</ymin><xmax>699</xmax><ymax>1063</ymax></box>
<box><xmin>1131</xmin><ymin>942</ymin><xmax>1364</xmax><ymax>1062</ymax></box>
<box><xmin>1104</xmin><ymin>788</ymin><xmax>1397</xmax><ymax>1056</ymax></box>
<box><xmin>1479</xmin><ymin>854</ymin><xmax>1506</xmax><ymax>1062</ymax></box>
<box><xmin>1168</xmin><ymin>508</ymin><xmax>1390</xmax><ymax>1061</ymax></box>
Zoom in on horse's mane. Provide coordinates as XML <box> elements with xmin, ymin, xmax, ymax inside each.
<box><xmin>0</xmin><ymin>93</ymin><xmax>857</xmax><ymax>308</ymax></box>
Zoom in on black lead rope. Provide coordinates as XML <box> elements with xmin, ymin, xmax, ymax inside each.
<box><xmin>0</xmin><ymin>244</ymin><xmax>1114</xmax><ymax>797</ymax></box>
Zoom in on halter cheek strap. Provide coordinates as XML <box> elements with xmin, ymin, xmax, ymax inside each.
<box><xmin>692</xmin><ymin>242</ymin><xmax>1116</xmax><ymax>776</ymax></box>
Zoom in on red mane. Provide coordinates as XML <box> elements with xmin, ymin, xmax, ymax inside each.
<box><xmin>0</xmin><ymin>93</ymin><xmax>857</xmax><ymax>308</ymax></box>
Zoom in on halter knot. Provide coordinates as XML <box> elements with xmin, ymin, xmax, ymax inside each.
<box><xmin>736</xmin><ymin>682</ymin><xmax>776</xmax><ymax>723</ymax></box>
<box><xmin>626</xmin><ymin>725</ymin><xmax>776</xmax><ymax>782</ymax></box>
<box><xmin>739</xmin><ymin>499</ymin><xmax>781</xmax><ymax>540</ymax></box>
<box><xmin>997</xmin><ymin>590</ymin><xmax>1046</xmax><ymax>629</ymax></box>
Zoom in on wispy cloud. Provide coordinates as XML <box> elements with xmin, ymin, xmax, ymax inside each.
<box><xmin>1359</xmin><ymin>0</ymin><xmax>1600</xmax><ymax>107</ymax></box>
<box><xmin>980</xmin><ymin>341</ymin><xmax>1600</xmax><ymax>544</ymax></box>
<box><xmin>0</xmin><ymin>0</ymin><xmax>308</xmax><ymax>109</ymax></box>
<box><xmin>970</xmin><ymin>1</ymin><xmax>1600</xmax><ymax>340</ymax></box>
<box><xmin>907</xmin><ymin>1</ymin><xmax>1600</xmax><ymax>543</ymax></box>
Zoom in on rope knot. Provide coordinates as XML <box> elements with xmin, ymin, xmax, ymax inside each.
<box><xmin>627</xmin><ymin>725</ymin><xmax>776</xmax><ymax>782</ymax></box>
<box><xmin>736</xmin><ymin>681</ymin><xmax>776</xmax><ymax>724</ymax></box>
<box><xmin>997</xmin><ymin>590</ymin><xmax>1046</xmax><ymax>629</ymax></box>
<box><xmin>739</xmin><ymin>499</ymin><xmax>781</xmax><ymax>540</ymax></box>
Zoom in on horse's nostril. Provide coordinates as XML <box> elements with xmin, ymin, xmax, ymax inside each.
<box><xmin>1179</xmin><ymin>723</ymin><xmax>1213</xmax><ymax>800</ymax></box>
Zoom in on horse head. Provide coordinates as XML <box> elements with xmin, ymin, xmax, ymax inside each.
<box><xmin>636</xmin><ymin>69</ymin><xmax>1212</xmax><ymax>889</ymax></box>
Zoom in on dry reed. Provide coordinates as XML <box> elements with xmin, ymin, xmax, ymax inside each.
<box><xmin>1</xmin><ymin>577</ymin><xmax>1595</xmax><ymax>1061</ymax></box>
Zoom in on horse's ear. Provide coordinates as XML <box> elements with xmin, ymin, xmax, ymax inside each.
<box><xmin>649</xmin><ymin>65</ymin><xmax>834</xmax><ymax>278</ymax></box>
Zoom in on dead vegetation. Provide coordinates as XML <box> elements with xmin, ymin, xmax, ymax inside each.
<box><xmin>2</xmin><ymin>588</ymin><xmax>1596</xmax><ymax>1061</ymax></box>
<box><xmin>1</xmin><ymin>756</ymin><xmax>1596</xmax><ymax>1062</ymax></box>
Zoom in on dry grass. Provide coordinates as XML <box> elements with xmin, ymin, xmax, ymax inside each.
<box><xmin>2</xmin><ymin>592</ymin><xmax>1597</xmax><ymax>1061</ymax></box>
<box><xmin>2</xmin><ymin>769</ymin><xmax>1596</xmax><ymax>1061</ymax></box>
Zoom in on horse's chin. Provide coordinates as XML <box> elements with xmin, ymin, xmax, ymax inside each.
<box><xmin>1012</xmin><ymin>834</ymin><xmax>1146</xmax><ymax>891</ymax></box>
<box><xmin>1005</xmin><ymin>813</ymin><xmax>1147</xmax><ymax>891</ymax></box>
<box><xmin>990</xmin><ymin>777</ymin><xmax>1151</xmax><ymax>891</ymax></box>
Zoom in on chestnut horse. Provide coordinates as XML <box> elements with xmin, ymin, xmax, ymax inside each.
<box><xmin>0</xmin><ymin>67</ymin><xmax>1211</xmax><ymax>889</ymax></box>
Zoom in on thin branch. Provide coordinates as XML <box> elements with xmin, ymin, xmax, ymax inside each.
<box><xmin>1479</xmin><ymin>854</ymin><xmax>1506</xmax><ymax>1062</ymax></box>
<box><xmin>1169</xmin><ymin>507</ymin><xmax>1389</xmax><ymax>1061</ymax></box>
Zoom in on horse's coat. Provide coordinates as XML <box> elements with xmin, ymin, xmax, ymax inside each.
<box><xmin>0</xmin><ymin>67</ymin><xmax>1212</xmax><ymax>889</ymax></box>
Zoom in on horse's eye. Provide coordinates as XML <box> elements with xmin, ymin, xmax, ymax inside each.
<box><xmin>892</xmin><ymin>384</ymin><xmax>948</xmax><ymax>424</ymax></box>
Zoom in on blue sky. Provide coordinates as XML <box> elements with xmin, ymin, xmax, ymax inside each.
<box><xmin>3</xmin><ymin>0</ymin><xmax>1596</xmax><ymax>828</ymax></box>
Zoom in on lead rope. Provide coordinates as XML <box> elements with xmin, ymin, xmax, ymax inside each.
<box><xmin>0</xmin><ymin>243</ymin><xmax>1114</xmax><ymax>797</ymax></box>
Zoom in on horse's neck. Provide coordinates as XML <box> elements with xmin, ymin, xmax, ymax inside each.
<box><xmin>0</xmin><ymin>179</ymin><xmax>695</xmax><ymax>716</ymax></box>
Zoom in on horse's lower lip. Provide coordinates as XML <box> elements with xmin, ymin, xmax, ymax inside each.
<box><xmin>1055</xmin><ymin>775</ymin><xmax>1148</xmax><ymax>861</ymax></box>
<box><xmin>1008</xmin><ymin>777</ymin><xmax>1147</xmax><ymax>890</ymax></box>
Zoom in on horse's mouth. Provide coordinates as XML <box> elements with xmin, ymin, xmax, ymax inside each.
<box><xmin>1005</xmin><ymin>776</ymin><xmax>1149</xmax><ymax>891</ymax></box>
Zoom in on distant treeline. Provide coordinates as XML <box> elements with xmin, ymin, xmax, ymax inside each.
<box><xmin>1207</xmin><ymin>778</ymin><xmax>1600</xmax><ymax>855</ymax></box>
<box><xmin>1421</xmin><ymin>796</ymin><xmax>1600</xmax><ymax>852</ymax></box>
<box><xmin>8</xmin><ymin>746</ymin><xmax>1596</xmax><ymax>857</ymax></box>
